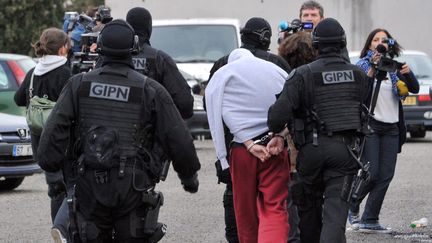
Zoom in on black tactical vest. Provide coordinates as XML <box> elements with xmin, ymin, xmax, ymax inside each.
<box><xmin>132</xmin><ymin>45</ymin><xmax>158</xmax><ymax>81</ymax></box>
<box><xmin>78</xmin><ymin>66</ymin><xmax>147</xmax><ymax>167</ymax></box>
<box><xmin>300</xmin><ymin>57</ymin><xmax>364</xmax><ymax>134</ymax></box>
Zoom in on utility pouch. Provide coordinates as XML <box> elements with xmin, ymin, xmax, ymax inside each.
<box><xmin>81</xmin><ymin>125</ymin><xmax>119</xmax><ymax>170</ymax></box>
<box><xmin>215</xmin><ymin>159</ymin><xmax>231</xmax><ymax>184</ymax></box>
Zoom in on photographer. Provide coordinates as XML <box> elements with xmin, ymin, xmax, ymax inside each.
<box><xmin>348</xmin><ymin>28</ymin><xmax>419</xmax><ymax>233</ymax></box>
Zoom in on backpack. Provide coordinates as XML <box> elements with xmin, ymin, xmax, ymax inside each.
<box><xmin>25</xmin><ymin>72</ymin><xmax>56</xmax><ymax>135</ymax></box>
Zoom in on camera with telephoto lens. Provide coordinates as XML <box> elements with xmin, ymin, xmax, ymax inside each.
<box><xmin>374</xmin><ymin>40</ymin><xmax>405</xmax><ymax>73</ymax></box>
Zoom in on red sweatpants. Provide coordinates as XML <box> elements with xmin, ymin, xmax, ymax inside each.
<box><xmin>230</xmin><ymin>146</ymin><xmax>290</xmax><ymax>243</ymax></box>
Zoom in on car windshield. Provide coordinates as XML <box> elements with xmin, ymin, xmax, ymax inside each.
<box><xmin>151</xmin><ymin>25</ymin><xmax>239</xmax><ymax>63</ymax></box>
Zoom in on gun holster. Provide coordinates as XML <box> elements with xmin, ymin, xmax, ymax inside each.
<box><xmin>67</xmin><ymin>188</ymin><xmax>81</xmax><ymax>243</ymax></box>
<box><xmin>344</xmin><ymin>162</ymin><xmax>371</xmax><ymax>202</ymax></box>
<box><xmin>141</xmin><ymin>190</ymin><xmax>166</xmax><ymax>242</ymax></box>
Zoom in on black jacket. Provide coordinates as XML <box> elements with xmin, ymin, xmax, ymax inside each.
<box><xmin>134</xmin><ymin>43</ymin><xmax>194</xmax><ymax>119</ymax></box>
<box><xmin>37</xmin><ymin>63</ymin><xmax>201</xmax><ymax>180</ymax></box>
<box><xmin>14</xmin><ymin>64</ymin><xmax>71</xmax><ymax>107</ymax></box>
<box><xmin>268</xmin><ymin>53</ymin><xmax>370</xmax><ymax>134</ymax></box>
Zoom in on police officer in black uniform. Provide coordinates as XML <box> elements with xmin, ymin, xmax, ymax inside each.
<box><xmin>126</xmin><ymin>7</ymin><xmax>194</xmax><ymax>119</ymax></box>
<box><xmin>37</xmin><ymin>19</ymin><xmax>201</xmax><ymax>243</ymax></box>
<box><xmin>206</xmin><ymin>17</ymin><xmax>291</xmax><ymax>243</ymax></box>
<box><xmin>209</xmin><ymin>17</ymin><xmax>291</xmax><ymax>79</ymax></box>
<box><xmin>267</xmin><ymin>18</ymin><xmax>369</xmax><ymax>243</ymax></box>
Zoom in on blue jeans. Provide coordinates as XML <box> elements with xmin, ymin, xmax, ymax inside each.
<box><xmin>53</xmin><ymin>198</ymin><xmax>69</xmax><ymax>239</ymax></box>
<box><xmin>350</xmin><ymin>120</ymin><xmax>399</xmax><ymax>224</ymax></box>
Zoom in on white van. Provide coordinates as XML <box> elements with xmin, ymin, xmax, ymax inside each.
<box><xmin>150</xmin><ymin>18</ymin><xmax>241</xmax><ymax>138</ymax></box>
<box><xmin>151</xmin><ymin>18</ymin><xmax>241</xmax><ymax>84</ymax></box>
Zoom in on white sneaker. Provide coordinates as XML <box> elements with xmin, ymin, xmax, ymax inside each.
<box><xmin>51</xmin><ymin>227</ymin><xmax>67</xmax><ymax>243</ymax></box>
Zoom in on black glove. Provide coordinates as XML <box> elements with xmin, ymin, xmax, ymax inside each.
<box><xmin>179</xmin><ymin>173</ymin><xmax>199</xmax><ymax>193</ymax></box>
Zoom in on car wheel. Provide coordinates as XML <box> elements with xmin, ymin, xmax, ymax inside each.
<box><xmin>410</xmin><ymin>130</ymin><xmax>426</xmax><ymax>138</ymax></box>
<box><xmin>0</xmin><ymin>177</ymin><xmax>25</xmax><ymax>191</ymax></box>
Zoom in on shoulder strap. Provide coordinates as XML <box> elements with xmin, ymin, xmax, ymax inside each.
<box><xmin>29</xmin><ymin>71</ymin><xmax>35</xmax><ymax>98</ymax></box>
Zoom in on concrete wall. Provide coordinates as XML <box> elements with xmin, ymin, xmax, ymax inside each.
<box><xmin>106</xmin><ymin>0</ymin><xmax>432</xmax><ymax>57</ymax></box>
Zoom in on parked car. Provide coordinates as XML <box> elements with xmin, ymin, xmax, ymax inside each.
<box><xmin>350</xmin><ymin>50</ymin><xmax>432</xmax><ymax>138</ymax></box>
<box><xmin>179</xmin><ymin>70</ymin><xmax>209</xmax><ymax>138</ymax></box>
<box><xmin>151</xmin><ymin>19</ymin><xmax>241</xmax><ymax>138</ymax></box>
<box><xmin>0</xmin><ymin>53</ymin><xmax>36</xmax><ymax>116</ymax></box>
<box><xmin>0</xmin><ymin>112</ymin><xmax>41</xmax><ymax>190</ymax></box>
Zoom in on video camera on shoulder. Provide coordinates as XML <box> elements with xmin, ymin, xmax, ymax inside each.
<box><xmin>71</xmin><ymin>31</ymin><xmax>99</xmax><ymax>74</ymax></box>
<box><xmin>279</xmin><ymin>19</ymin><xmax>314</xmax><ymax>34</ymax></box>
<box><xmin>374</xmin><ymin>40</ymin><xmax>405</xmax><ymax>73</ymax></box>
<box><xmin>64</xmin><ymin>11</ymin><xmax>96</xmax><ymax>33</ymax></box>
<box><xmin>95</xmin><ymin>5</ymin><xmax>113</xmax><ymax>24</ymax></box>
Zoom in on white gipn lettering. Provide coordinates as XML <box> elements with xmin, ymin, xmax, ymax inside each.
<box><xmin>132</xmin><ymin>57</ymin><xmax>147</xmax><ymax>70</ymax></box>
<box><xmin>89</xmin><ymin>82</ymin><xmax>130</xmax><ymax>102</ymax></box>
<box><xmin>322</xmin><ymin>70</ymin><xmax>354</xmax><ymax>84</ymax></box>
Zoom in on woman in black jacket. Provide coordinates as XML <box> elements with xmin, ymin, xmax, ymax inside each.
<box><xmin>348</xmin><ymin>28</ymin><xmax>419</xmax><ymax>233</ymax></box>
<box><xmin>14</xmin><ymin>27</ymin><xmax>71</xmax><ymax>223</ymax></box>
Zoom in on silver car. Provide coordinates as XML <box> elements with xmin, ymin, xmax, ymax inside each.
<box><xmin>0</xmin><ymin>112</ymin><xmax>41</xmax><ymax>190</ymax></box>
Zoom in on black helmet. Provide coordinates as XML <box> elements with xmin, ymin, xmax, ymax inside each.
<box><xmin>97</xmin><ymin>19</ymin><xmax>138</xmax><ymax>57</ymax></box>
<box><xmin>240</xmin><ymin>17</ymin><xmax>272</xmax><ymax>49</ymax></box>
<box><xmin>312</xmin><ymin>18</ymin><xmax>346</xmax><ymax>50</ymax></box>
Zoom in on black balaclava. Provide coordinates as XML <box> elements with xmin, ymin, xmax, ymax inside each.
<box><xmin>98</xmin><ymin>19</ymin><xmax>135</xmax><ymax>67</ymax></box>
<box><xmin>312</xmin><ymin>18</ymin><xmax>346</xmax><ymax>54</ymax></box>
<box><xmin>126</xmin><ymin>7</ymin><xmax>152</xmax><ymax>46</ymax></box>
<box><xmin>240</xmin><ymin>17</ymin><xmax>272</xmax><ymax>50</ymax></box>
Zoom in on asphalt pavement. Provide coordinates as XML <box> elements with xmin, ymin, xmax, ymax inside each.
<box><xmin>0</xmin><ymin>133</ymin><xmax>431</xmax><ymax>243</ymax></box>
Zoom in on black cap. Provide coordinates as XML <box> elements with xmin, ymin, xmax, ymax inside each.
<box><xmin>240</xmin><ymin>17</ymin><xmax>272</xmax><ymax>50</ymax></box>
<box><xmin>97</xmin><ymin>19</ymin><xmax>135</xmax><ymax>57</ymax></box>
<box><xmin>126</xmin><ymin>7</ymin><xmax>152</xmax><ymax>45</ymax></box>
<box><xmin>312</xmin><ymin>18</ymin><xmax>346</xmax><ymax>50</ymax></box>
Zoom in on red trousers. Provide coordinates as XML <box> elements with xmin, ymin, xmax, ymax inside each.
<box><xmin>230</xmin><ymin>146</ymin><xmax>290</xmax><ymax>243</ymax></box>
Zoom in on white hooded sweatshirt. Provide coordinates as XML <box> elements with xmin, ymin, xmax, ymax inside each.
<box><xmin>205</xmin><ymin>48</ymin><xmax>287</xmax><ymax>169</ymax></box>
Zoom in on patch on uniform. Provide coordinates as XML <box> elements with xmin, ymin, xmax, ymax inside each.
<box><xmin>322</xmin><ymin>70</ymin><xmax>354</xmax><ymax>84</ymax></box>
<box><xmin>132</xmin><ymin>57</ymin><xmax>147</xmax><ymax>70</ymax></box>
<box><xmin>89</xmin><ymin>82</ymin><xmax>130</xmax><ymax>102</ymax></box>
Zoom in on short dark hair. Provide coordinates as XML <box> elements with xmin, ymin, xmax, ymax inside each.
<box><xmin>359</xmin><ymin>28</ymin><xmax>403</xmax><ymax>58</ymax></box>
<box><xmin>299</xmin><ymin>1</ymin><xmax>324</xmax><ymax>18</ymax></box>
<box><xmin>278</xmin><ymin>32</ymin><xmax>317</xmax><ymax>68</ymax></box>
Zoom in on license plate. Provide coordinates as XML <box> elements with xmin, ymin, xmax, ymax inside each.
<box><xmin>12</xmin><ymin>144</ymin><xmax>33</xmax><ymax>156</ymax></box>
<box><xmin>403</xmin><ymin>96</ymin><xmax>417</xmax><ymax>106</ymax></box>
